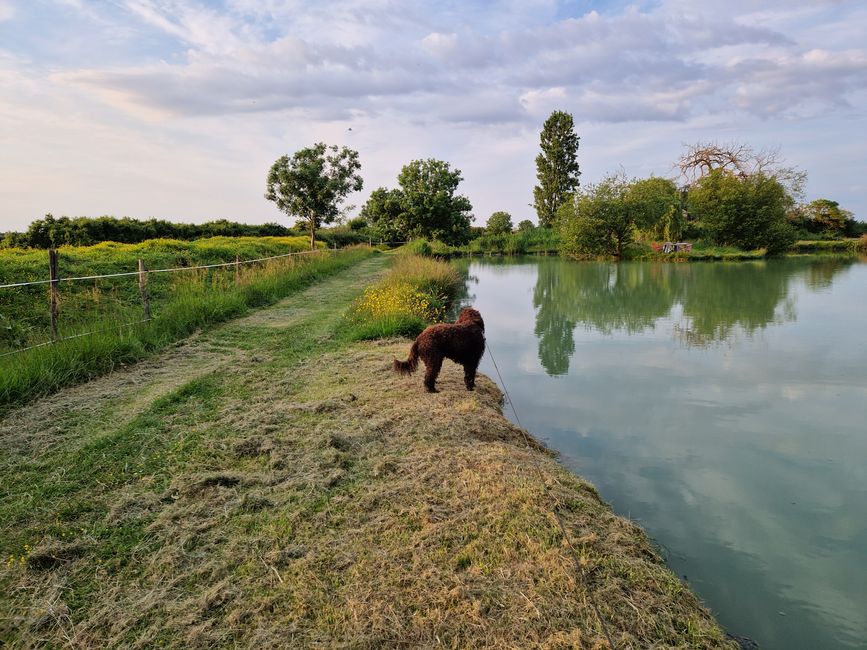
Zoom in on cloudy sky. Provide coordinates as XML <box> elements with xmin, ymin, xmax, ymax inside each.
<box><xmin>1</xmin><ymin>0</ymin><xmax>865</xmax><ymax>231</ymax></box>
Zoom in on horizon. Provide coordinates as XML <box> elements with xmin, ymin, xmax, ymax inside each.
<box><xmin>1</xmin><ymin>0</ymin><xmax>866</xmax><ymax>232</ymax></box>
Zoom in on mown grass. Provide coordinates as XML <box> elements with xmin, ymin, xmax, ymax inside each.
<box><xmin>0</xmin><ymin>255</ymin><xmax>735</xmax><ymax>647</ymax></box>
<box><xmin>0</xmin><ymin>246</ymin><xmax>373</xmax><ymax>413</ymax></box>
<box><xmin>341</xmin><ymin>252</ymin><xmax>462</xmax><ymax>340</ymax></box>
<box><xmin>0</xmin><ymin>236</ymin><xmax>320</xmax><ymax>351</ymax></box>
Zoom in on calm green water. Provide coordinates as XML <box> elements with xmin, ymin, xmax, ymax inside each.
<box><xmin>453</xmin><ymin>256</ymin><xmax>867</xmax><ymax>650</ymax></box>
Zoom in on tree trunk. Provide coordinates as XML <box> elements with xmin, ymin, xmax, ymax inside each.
<box><xmin>309</xmin><ymin>222</ymin><xmax>315</xmax><ymax>250</ymax></box>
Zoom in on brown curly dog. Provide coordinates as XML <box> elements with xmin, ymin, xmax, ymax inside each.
<box><xmin>393</xmin><ymin>307</ymin><xmax>486</xmax><ymax>393</ymax></box>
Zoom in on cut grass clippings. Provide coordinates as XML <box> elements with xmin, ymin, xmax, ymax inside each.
<box><xmin>0</xmin><ymin>254</ymin><xmax>736</xmax><ymax>648</ymax></box>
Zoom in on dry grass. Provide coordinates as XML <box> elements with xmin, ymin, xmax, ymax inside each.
<box><xmin>0</xmin><ymin>256</ymin><xmax>735</xmax><ymax>649</ymax></box>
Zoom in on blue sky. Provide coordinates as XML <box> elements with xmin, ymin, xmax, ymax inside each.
<box><xmin>1</xmin><ymin>0</ymin><xmax>865</xmax><ymax>230</ymax></box>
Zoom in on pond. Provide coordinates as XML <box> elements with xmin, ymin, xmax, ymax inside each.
<box><xmin>452</xmin><ymin>256</ymin><xmax>867</xmax><ymax>650</ymax></box>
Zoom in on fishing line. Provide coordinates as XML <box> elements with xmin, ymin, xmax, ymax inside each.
<box><xmin>485</xmin><ymin>340</ymin><xmax>618</xmax><ymax>650</ymax></box>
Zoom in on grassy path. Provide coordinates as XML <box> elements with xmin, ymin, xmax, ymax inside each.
<box><xmin>0</xmin><ymin>252</ymin><xmax>735</xmax><ymax>649</ymax></box>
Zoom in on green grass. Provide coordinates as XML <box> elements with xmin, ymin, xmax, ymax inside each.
<box><xmin>340</xmin><ymin>252</ymin><xmax>462</xmax><ymax>340</ymax></box>
<box><xmin>789</xmin><ymin>237</ymin><xmax>867</xmax><ymax>254</ymax></box>
<box><xmin>0</xmin><ymin>246</ymin><xmax>373</xmax><ymax>412</ymax></box>
<box><xmin>0</xmin><ymin>235</ymin><xmax>319</xmax><ymax>351</ymax></box>
<box><xmin>0</xmin><ymin>255</ymin><xmax>735</xmax><ymax>648</ymax></box>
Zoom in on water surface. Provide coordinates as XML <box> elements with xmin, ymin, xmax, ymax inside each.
<box><xmin>453</xmin><ymin>256</ymin><xmax>867</xmax><ymax>650</ymax></box>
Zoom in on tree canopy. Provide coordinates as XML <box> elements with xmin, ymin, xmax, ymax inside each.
<box><xmin>361</xmin><ymin>159</ymin><xmax>473</xmax><ymax>245</ymax></box>
<box><xmin>533</xmin><ymin>111</ymin><xmax>581</xmax><ymax>228</ymax></box>
<box><xmin>687</xmin><ymin>169</ymin><xmax>795</xmax><ymax>254</ymax></box>
<box><xmin>558</xmin><ymin>173</ymin><xmax>681</xmax><ymax>258</ymax></box>
<box><xmin>265</xmin><ymin>143</ymin><xmax>363</xmax><ymax>249</ymax></box>
<box><xmin>486</xmin><ymin>211</ymin><xmax>513</xmax><ymax>235</ymax></box>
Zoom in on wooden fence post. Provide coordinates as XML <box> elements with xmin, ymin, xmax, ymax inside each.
<box><xmin>48</xmin><ymin>248</ymin><xmax>59</xmax><ymax>340</ymax></box>
<box><xmin>138</xmin><ymin>259</ymin><xmax>151</xmax><ymax>319</ymax></box>
<box><xmin>235</xmin><ymin>254</ymin><xmax>241</xmax><ymax>284</ymax></box>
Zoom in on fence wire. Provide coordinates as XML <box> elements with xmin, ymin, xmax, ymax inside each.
<box><xmin>0</xmin><ymin>246</ymin><xmax>360</xmax><ymax>358</ymax></box>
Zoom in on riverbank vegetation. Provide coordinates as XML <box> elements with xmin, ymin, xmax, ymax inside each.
<box><xmin>342</xmin><ymin>253</ymin><xmax>461</xmax><ymax>340</ymax></box>
<box><xmin>0</xmin><ymin>257</ymin><xmax>737</xmax><ymax>648</ymax></box>
<box><xmin>0</xmin><ymin>244</ymin><xmax>372</xmax><ymax>412</ymax></box>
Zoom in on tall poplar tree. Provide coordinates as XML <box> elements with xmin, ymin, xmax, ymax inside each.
<box><xmin>533</xmin><ymin>111</ymin><xmax>581</xmax><ymax>228</ymax></box>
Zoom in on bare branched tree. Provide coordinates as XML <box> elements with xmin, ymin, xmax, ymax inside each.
<box><xmin>677</xmin><ymin>141</ymin><xmax>806</xmax><ymax>200</ymax></box>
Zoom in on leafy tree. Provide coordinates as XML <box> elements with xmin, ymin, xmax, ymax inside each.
<box><xmin>486</xmin><ymin>211</ymin><xmax>513</xmax><ymax>235</ymax></box>
<box><xmin>627</xmin><ymin>177</ymin><xmax>683</xmax><ymax>241</ymax></box>
<box><xmin>800</xmin><ymin>199</ymin><xmax>855</xmax><ymax>236</ymax></box>
<box><xmin>396</xmin><ymin>159</ymin><xmax>473</xmax><ymax>245</ymax></box>
<box><xmin>533</xmin><ymin>111</ymin><xmax>581</xmax><ymax>228</ymax></box>
<box><xmin>265</xmin><ymin>143</ymin><xmax>363</xmax><ymax>249</ymax></box>
<box><xmin>559</xmin><ymin>173</ymin><xmax>681</xmax><ymax>258</ymax></box>
<box><xmin>688</xmin><ymin>169</ymin><xmax>795</xmax><ymax>254</ymax></box>
<box><xmin>360</xmin><ymin>187</ymin><xmax>408</xmax><ymax>243</ymax></box>
<box><xmin>517</xmin><ymin>219</ymin><xmax>535</xmax><ymax>232</ymax></box>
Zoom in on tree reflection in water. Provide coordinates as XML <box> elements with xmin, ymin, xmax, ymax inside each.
<box><xmin>530</xmin><ymin>257</ymin><xmax>854</xmax><ymax>375</ymax></box>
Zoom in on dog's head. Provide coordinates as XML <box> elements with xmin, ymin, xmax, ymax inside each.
<box><xmin>456</xmin><ymin>307</ymin><xmax>484</xmax><ymax>330</ymax></box>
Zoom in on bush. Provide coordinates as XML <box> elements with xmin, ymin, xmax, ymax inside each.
<box><xmin>688</xmin><ymin>169</ymin><xmax>795</xmax><ymax>254</ymax></box>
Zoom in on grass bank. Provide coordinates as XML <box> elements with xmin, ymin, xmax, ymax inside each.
<box><xmin>0</xmin><ymin>246</ymin><xmax>372</xmax><ymax>413</ymax></box>
<box><xmin>1</xmin><ymin>254</ymin><xmax>735</xmax><ymax>648</ymax></box>
<box><xmin>342</xmin><ymin>253</ymin><xmax>462</xmax><ymax>340</ymax></box>
<box><xmin>0</xmin><ymin>235</ymin><xmax>321</xmax><ymax>352</ymax></box>
<box><xmin>402</xmin><ymin>233</ymin><xmax>867</xmax><ymax>262</ymax></box>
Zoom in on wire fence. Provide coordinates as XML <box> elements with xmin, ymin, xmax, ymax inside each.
<box><xmin>0</xmin><ymin>245</ymin><xmax>366</xmax><ymax>359</ymax></box>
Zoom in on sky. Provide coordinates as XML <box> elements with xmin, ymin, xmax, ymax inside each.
<box><xmin>1</xmin><ymin>0</ymin><xmax>865</xmax><ymax>231</ymax></box>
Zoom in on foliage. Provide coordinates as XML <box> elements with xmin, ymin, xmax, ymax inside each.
<box><xmin>687</xmin><ymin>169</ymin><xmax>796</xmax><ymax>254</ymax></box>
<box><xmin>1</xmin><ymin>215</ymin><xmax>291</xmax><ymax>249</ymax></box>
<box><xmin>788</xmin><ymin>199</ymin><xmax>856</xmax><ymax>237</ymax></box>
<box><xmin>360</xmin><ymin>187</ymin><xmax>407</xmax><ymax>242</ymax></box>
<box><xmin>558</xmin><ymin>173</ymin><xmax>679</xmax><ymax>258</ymax></box>
<box><xmin>533</xmin><ymin>111</ymin><xmax>581</xmax><ymax>228</ymax></box>
<box><xmin>344</xmin><ymin>254</ymin><xmax>461</xmax><ymax>340</ymax></box>
<box><xmin>517</xmin><ymin>220</ymin><xmax>535</xmax><ymax>232</ymax></box>
<box><xmin>361</xmin><ymin>160</ymin><xmax>473</xmax><ymax>245</ymax></box>
<box><xmin>397</xmin><ymin>159</ymin><xmax>474</xmax><ymax>245</ymax></box>
<box><xmin>628</xmin><ymin>177</ymin><xmax>683</xmax><ymax>241</ymax></box>
<box><xmin>265</xmin><ymin>143</ymin><xmax>363</xmax><ymax>249</ymax></box>
<box><xmin>485</xmin><ymin>211</ymin><xmax>514</xmax><ymax>235</ymax></box>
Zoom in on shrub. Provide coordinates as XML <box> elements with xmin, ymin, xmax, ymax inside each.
<box><xmin>687</xmin><ymin>169</ymin><xmax>795</xmax><ymax>254</ymax></box>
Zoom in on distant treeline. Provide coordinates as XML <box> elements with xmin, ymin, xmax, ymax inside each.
<box><xmin>1</xmin><ymin>215</ymin><xmax>295</xmax><ymax>249</ymax></box>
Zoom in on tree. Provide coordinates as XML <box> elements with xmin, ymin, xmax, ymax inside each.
<box><xmin>486</xmin><ymin>211</ymin><xmax>513</xmax><ymax>235</ymax></box>
<box><xmin>361</xmin><ymin>187</ymin><xmax>407</xmax><ymax>242</ymax></box>
<box><xmin>688</xmin><ymin>169</ymin><xmax>795</xmax><ymax>254</ymax></box>
<box><xmin>396</xmin><ymin>159</ymin><xmax>473</xmax><ymax>245</ymax></box>
<box><xmin>801</xmin><ymin>199</ymin><xmax>854</xmax><ymax>236</ymax></box>
<box><xmin>558</xmin><ymin>174</ymin><xmax>633</xmax><ymax>258</ymax></box>
<box><xmin>678</xmin><ymin>141</ymin><xmax>806</xmax><ymax>201</ymax></box>
<box><xmin>265</xmin><ymin>143</ymin><xmax>363</xmax><ymax>249</ymax></box>
<box><xmin>627</xmin><ymin>177</ymin><xmax>683</xmax><ymax>241</ymax></box>
<box><xmin>517</xmin><ymin>220</ymin><xmax>535</xmax><ymax>232</ymax></box>
<box><xmin>533</xmin><ymin>111</ymin><xmax>581</xmax><ymax>228</ymax></box>
<box><xmin>558</xmin><ymin>174</ymin><xmax>682</xmax><ymax>258</ymax></box>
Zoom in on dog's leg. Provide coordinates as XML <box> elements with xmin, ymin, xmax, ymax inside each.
<box><xmin>423</xmin><ymin>355</ymin><xmax>443</xmax><ymax>393</ymax></box>
<box><xmin>463</xmin><ymin>361</ymin><xmax>479</xmax><ymax>391</ymax></box>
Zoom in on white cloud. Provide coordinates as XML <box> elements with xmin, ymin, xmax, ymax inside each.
<box><xmin>1</xmin><ymin>0</ymin><xmax>866</xmax><ymax>229</ymax></box>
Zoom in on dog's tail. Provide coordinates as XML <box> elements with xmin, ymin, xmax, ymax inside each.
<box><xmin>393</xmin><ymin>340</ymin><xmax>419</xmax><ymax>375</ymax></box>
